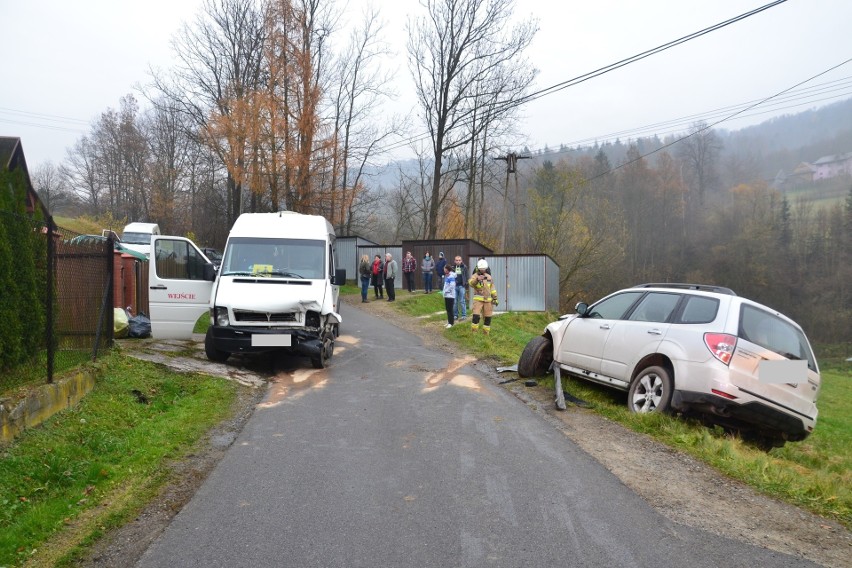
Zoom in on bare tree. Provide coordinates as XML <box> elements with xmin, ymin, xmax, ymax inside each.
<box><xmin>62</xmin><ymin>136</ymin><xmax>102</xmax><ymax>214</ymax></box>
<box><xmin>144</xmin><ymin>99</ymin><xmax>196</xmax><ymax>233</ymax></box>
<box><xmin>328</xmin><ymin>7</ymin><xmax>400</xmax><ymax>235</ymax></box>
<box><xmin>31</xmin><ymin>161</ymin><xmax>72</xmax><ymax>215</ymax></box>
<box><xmin>678</xmin><ymin>121</ymin><xmax>722</xmax><ymax>205</ymax></box>
<box><xmin>407</xmin><ymin>0</ymin><xmax>537</xmax><ymax>239</ymax></box>
<box><xmin>154</xmin><ymin>0</ymin><xmax>267</xmax><ymax>226</ymax></box>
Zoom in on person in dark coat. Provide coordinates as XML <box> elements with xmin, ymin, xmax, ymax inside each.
<box><xmin>435</xmin><ymin>252</ymin><xmax>447</xmax><ymax>289</ymax></box>
<box><xmin>371</xmin><ymin>254</ymin><xmax>384</xmax><ymax>299</ymax></box>
<box><xmin>384</xmin><ymin>252</ymin><xmax>398</xmax><ymax>301</ymax></box>
<box><xmin>359</xmin><ymin>254</ymin><xmax>371</xmax><ymax>303</ymax></box>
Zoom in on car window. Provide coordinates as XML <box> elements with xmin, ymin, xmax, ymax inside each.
<box><xmin>154</xmin><ymin>239</ymin><xmax>208</xmax><ymax>280</ymax></box>
<box><xmin>627</xmin><ymin>292</ymin><xmax>680</xmax><ymax>323</ymax></box>
<box><xmin>587</xmin><ymin>291</ymin><xmax>643</xmax><ymax>319</ymax></box>
<box><xmin>679</xmin><ymin>296</ymin><xmax>719</xmax><ymax>324</ymax></box>
<box><xmin>738</xmin><ymin>305</ymin><xmax>817</xmax><ymax>372</ymax></box>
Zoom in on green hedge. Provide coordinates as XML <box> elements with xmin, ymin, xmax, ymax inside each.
<box><xmin>0</xmin><ymin>169</ymin><xmax>47</xmax><ymax>370</ymax></box>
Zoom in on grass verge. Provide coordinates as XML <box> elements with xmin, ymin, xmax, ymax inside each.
<box><xmin>0</xmin><ymin>352</ymin><xmax>241</xmax><ymax>567</ymax></box>
<box><xmin>377</xmin><ymin>290</ymin><xmax>852</xmax><ymax>528</ymax></box>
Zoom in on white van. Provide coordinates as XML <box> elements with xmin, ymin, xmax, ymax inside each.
<box><xmin>148</xmin><ymin>212</ymin><xmax>344</xmax><ymax>368</ymax></box>
<box><xmin>121</xmin><ymin>222</ymin><xmax>161</xmax><ymax>257</ymax></box>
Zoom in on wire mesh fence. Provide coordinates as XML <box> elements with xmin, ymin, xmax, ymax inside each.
<box><xmin>0</xmin><ymin>212</ymin><xmax>113</xmax><ymax>392</ymax></box>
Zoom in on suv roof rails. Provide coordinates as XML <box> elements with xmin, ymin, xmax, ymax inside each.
<box><xmin>634</xmin><ymin>283</ymin><xmax>737</xmax><ymax>296</ymax></box>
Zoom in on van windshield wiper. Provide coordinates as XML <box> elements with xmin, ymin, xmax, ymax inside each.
<box><xmin>223</xmin><ymin>270</ymin><xmax>305</xmax><ymax>279</ymax></box>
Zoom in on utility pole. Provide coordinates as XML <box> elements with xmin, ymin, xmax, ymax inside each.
<box><xmin>495</xmin><ymin>151</ymin><xmax>530</xmax><ymax>252</ymax></box>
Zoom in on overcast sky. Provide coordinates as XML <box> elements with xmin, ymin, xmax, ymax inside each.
<box><xmin>2</xmin><ymin>0</ymin><xmax>851</xmax><ymax>169</ymax></box>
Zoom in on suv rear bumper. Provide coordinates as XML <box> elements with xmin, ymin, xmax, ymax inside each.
<box><xmin>672</xmin><ymin>390</ymin><xmax>812</xmax><ymax>440</ymax></box>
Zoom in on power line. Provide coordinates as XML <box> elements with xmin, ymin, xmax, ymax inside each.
<box><xmin>578</xmin><ymin>57</ymin><xmax>852</xmax><ymax>185</ymax></box>
<box><xmin>377</xmin><ymin>0</ymin><xmax>791</xmax><ymax>155</ymax></box>
<box><xmin>553</xmin><ymin>84</ymin><xmax>852</xmax><ymax>150</ymax></box>
<box><xmin>0</xmin><ymin>117</ymin><xmax>86</xmax><ymax>134</ymax></box>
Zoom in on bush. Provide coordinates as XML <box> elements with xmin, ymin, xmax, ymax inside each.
<box><xmin>0</xmin><ymin>169</ymin><xmax>47</xmax><ymax>370</ymax></box>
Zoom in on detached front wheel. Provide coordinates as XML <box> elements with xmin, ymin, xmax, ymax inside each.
<box><xmin>628</xmin><ymin>366</ymin><xmax>673</xmax><ymax>413</ymax></box>
<box><xmin>518</xmin><ymin>336</ymin><xmax>553</xmax><ymax>378</ymax></box>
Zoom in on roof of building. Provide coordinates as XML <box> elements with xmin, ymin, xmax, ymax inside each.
<box><xmin>812</xmin><ymin>151</ymin><xmax>852</xmax><ymax>166</ymax></box>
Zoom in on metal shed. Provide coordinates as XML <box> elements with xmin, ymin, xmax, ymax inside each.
<box><xmin>466</xmin><ymin>254</ymin><xmax>560</xmax><ymax>313</ymax></box>
<box><xmin>335</xmin><ymin>235</ymin><xmax>378</xmax><ymax>283</ymax></box>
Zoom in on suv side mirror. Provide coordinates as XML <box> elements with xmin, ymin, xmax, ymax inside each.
<box><xmin>333</xmin><ymin>268</ymin><xmax>347</xmax><ymax>285</ymax></box>
<box><xmin>575</xmin><ymin>302</ymin><xmax>589</xmax><ymax>316</ymax></box>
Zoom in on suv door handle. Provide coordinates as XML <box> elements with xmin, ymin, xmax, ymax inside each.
<box><xmin>647</xmin><ymin>329</ymin><xmax>663</xmax><ymax>335</ymax></box>
<box><xmin>150</xmin><ymin>285</ymin><xmax>167</xmax><ymax>290</ymax></box>
<box><xmin>599</xmin><ymin>324</ymin><xmax>611</xmax><ymax>330</ymax></box>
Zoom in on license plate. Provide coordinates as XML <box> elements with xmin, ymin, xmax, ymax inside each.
<box><xmin>759</xmin><ymin>360</ymin><xmax>807</xmax><ymax>384</ymax></box>
<box><xmin>252</xmin><ymin>334</ymin><xmax>291</xmax><ymax>347</ymax></box>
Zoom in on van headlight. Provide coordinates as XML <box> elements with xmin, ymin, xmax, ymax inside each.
<box><xmin>213</xmin><ymin>306</ymin><xmax>230</xmax><ymax>327</ymax></box>
<box><xmin>305</xmin><ymin>311</ymin><xmax>321</xmax><ymax>329</ymax></box>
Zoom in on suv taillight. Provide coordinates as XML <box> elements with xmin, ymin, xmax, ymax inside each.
<box><xmin>704</xmin><ymin>333</ymin><xmax>737</xmax><ymax>365</ymax></box>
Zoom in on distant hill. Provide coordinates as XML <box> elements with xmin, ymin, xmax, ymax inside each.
<box><xmin>365</xmin><ymin>97</ymin><xmax>852</xmax><ymax>193</ymax></box>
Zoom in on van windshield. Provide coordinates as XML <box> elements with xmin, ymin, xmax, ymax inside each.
<box><xmin>221</xmin><ymin>237</ymin><xmax>325</xmax><ymax>280</ymax></box>
<box><xmin>122</xmin><ymin>232</ymin><xmax>153</xmax><ymax>245</ymax></box>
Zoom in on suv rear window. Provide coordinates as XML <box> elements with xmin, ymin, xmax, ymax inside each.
<box><xmin>679</xmin><ymin>296</ymin><xmax>719</xmax><ymax>324</ymax></box>
<box><xmin>738</xmin><ymin>305</ymin><xmax>817</xmax><ymax>371</ymax></box>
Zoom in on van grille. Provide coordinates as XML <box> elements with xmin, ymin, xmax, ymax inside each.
<box><xmin>233</xmin><ymin>309</ymin><xmax>298</xmax><ymax>323</ymax></box>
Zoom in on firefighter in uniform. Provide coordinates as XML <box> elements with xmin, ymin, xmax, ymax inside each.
<box><xmin>468</xmin><ymin>259</ymin><xmax>498</xmax><ymax>334</ymax></box>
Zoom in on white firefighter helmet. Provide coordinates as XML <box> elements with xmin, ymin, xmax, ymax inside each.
<box><xmin>476</xmin><ymin>259</ymin><xmax>488</xmax><ymax>271</ymax></box>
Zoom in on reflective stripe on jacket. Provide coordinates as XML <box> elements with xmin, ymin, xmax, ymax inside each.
<box><xmin>468</xmin><ymin>274</ymin><xmax>498</xmax><ymax>303</ymax></box>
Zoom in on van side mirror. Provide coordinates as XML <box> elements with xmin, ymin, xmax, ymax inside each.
<box><xmin>333</xmin><ymin>268</ymin><xmax>347</xmax><ymax>285</ymax></box>
<box><xmin>204</xmin><ymin>263</ymin><xmax>217</xmax><ymax>281</ymax></box>
<box><xmin>575</xmin><ymin>302</ymin><xmax>589</xmax><ymax>316</ymax></box>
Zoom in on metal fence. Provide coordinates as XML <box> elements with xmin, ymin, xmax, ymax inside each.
<box><xmin>52</xmin><ymin>219</ymin><xmax>114</xmax><ymax>370</ymax></box>
<box><xmin>0</xmin><ymin>213</ymin><xmax>113</xmax><ymax>390</ymax></box>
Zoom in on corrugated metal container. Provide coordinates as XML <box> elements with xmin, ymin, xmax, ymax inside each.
<box><xmin>357</xmin><ymin>245</ymin><xmax>403</xmax><ymax>289</ymax></box>
<box><xmin>336</xmin><ymin>235</ymin><xmax>377</xmax><ymax>283</ymax></box>
<box><xmin>469</xmin><ymin>254</ymin><xmax>559</xmax><ymax>313</ymax></box>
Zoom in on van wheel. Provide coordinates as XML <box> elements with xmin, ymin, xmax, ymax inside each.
<box><xmin>311</xmin><ymin>336</ymin><xmax>334</xmax><ymax>369</ymax></box>
<box><xmin>204</xmin><ymin>328</ymin><xmax>230</xmax><ymax>363</ymax></box>
<box><xmin>628</xmin><ymin>366</ymin><xmax>673</xmax><ymax>413</ymax></box>
<box><xmin>518</xmin><ymin>336</ymin><xmax>553</xmax><ymax>378</ymax></box>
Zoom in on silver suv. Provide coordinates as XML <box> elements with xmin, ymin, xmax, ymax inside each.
<box><xmin>518</xmin><ymin>284</ymin><xmax>820</xmax><ymax>446</ymax></box>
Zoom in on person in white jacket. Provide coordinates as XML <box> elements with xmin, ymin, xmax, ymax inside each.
<box><xmin>442</xmin><ymin>264</ymin><xmax>456</xmax><ymax>328</ymax></box>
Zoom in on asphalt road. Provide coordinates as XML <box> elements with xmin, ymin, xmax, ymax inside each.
<box><xmin>136</xmin><ymin>303</ymin><xmax>816</xmax><ymax>568</ymax></box>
